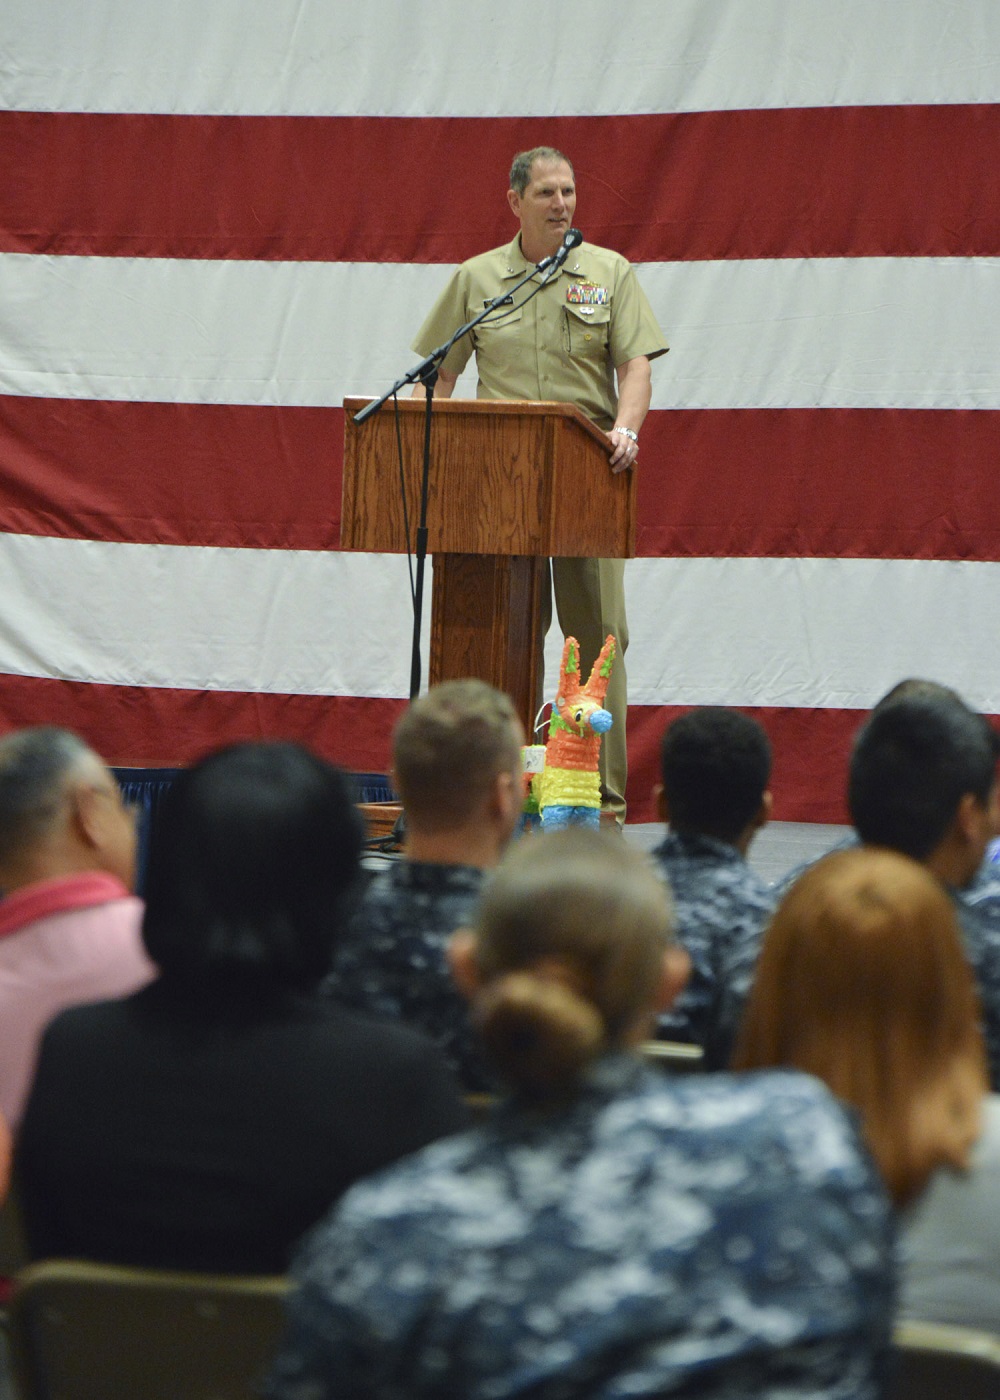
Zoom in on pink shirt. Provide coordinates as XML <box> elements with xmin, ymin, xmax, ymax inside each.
<box><xmin>0</xmin><ymin>873</ymin><xmax>156</xmax><ymax>1131</ymax></box>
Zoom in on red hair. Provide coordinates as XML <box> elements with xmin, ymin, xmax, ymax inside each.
<box><xmin>734</xmin><ymin>847</ymin><xmax>986</xmax><ymax>1205</ymax></box>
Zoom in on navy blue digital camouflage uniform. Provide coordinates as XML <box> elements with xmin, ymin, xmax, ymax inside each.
<box><xmin>652</xmin><ymin>832</ymin><xmax>776</xmax><ymax>1069</ymax></box>
<box><xmin>322</xmin><ymin>862</ymin><xmax>494</xmax><ymax>1092</ymax></box>
<box><xmin>265</xmin><ymin>1056</ymin><xmax>894</xmax><ymax>1400</ymax></box>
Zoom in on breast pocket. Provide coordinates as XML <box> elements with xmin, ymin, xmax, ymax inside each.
<box><xmin>475</xmin><ymin>305</ymin><xmax>523</xmax><ymax>345</ymax></box>
<box><xmin>562</xmin><ymin>304</ymin><xmax>611</xmax><ymax>358</ymax></box>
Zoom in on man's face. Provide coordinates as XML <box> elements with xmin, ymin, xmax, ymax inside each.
<box><xmin>80</xmin><ymin>764</ymin><xmax>139</xmax><ymax>891</ymax></box>
<box><xmin>507</xmin><ymin>159</ymin><xmax>577</xmax><ymax>260</ymax></box>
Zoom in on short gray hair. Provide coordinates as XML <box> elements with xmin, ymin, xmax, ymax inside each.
<box><xmin>0</xmin><ymin>727</ymin><xmax>96</xmax><ymax>866</ymax></box>
<box><xmin>509</xmin><ymin>147</ymin><xmax>574</xmax><ymax>196</ymax></box>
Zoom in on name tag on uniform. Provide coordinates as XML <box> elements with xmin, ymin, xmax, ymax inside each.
<box><xmin>486</xmin><ymin>295</ymin><xmax>514</xmax><ymax>307</ymax></box>
<box><xmin>566</xmin><ymin>283</ymin><xmax>609</xmax><ymax>306</ymax></box>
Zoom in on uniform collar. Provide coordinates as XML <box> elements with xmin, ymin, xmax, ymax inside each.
<box><xmin>500</xmin><ymin>233</ymin><xmax>586</xmax><ymax>283</ymax></box>
<box><xmin>0</xmin><ymin>871</ymin><xmax>131</xmax><ymax>940</ymax></box>
<box><xmin>656</xmin><ymin>830</ymin><xmax>745</xmax><ymax>865</ymax></box>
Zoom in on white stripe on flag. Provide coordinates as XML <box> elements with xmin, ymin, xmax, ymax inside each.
<box><xmin>3</xmin><ymin>534</ymin><xmax>999</xmax><ymax>713</ymax></box>
<box><xmin>4</xmin><ymin>254</ymin><xmax>1000</xmax><ymax>410</ymax></box>
<box><xmin>4</xmin><ymin>0</ymin><xmax>999</xmax><ymax>116</ymax></box>
<box><xmin>623</xmin><ymin>556</ymin><xmax>1000</xmax><ymax>712</ymax></box>
<box><xmin>0</xmin><ymin>536</ymin><xmax>428</xmax><ymax>699</ymax></box>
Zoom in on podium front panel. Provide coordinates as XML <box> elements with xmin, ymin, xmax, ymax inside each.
<box><xmin>342</xmin><ymin>398</ymin><xmax>634</xmax><ymax>559</ymax></box>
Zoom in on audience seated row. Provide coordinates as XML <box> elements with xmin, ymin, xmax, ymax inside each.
<box><xmin>14</xmin><ymin>740</ymin><xmax>466</xmax><ymax>1273</ymax></box>
<box><xmin>2</xmin><ymin>670</ymin><xmax>1000</xmax><ymax>1396</ymax></box>
<box><xmin>266</xmin><ymin>830</ymin><xmax>895</xmax><ymax>1399</ymax></box>
<box><xmin>654</xmin><ymin>684</ymin><xmax>1000</xmax><ymax>1084</ymax></box>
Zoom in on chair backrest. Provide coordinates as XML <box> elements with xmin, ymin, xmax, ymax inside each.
<box><xmin>0</xmin><ymin>1188</ymin><xmax>30</xmax><ymax>1279</ymax></box>
<box><xmin>890</xmin><ymin>1319</ymin><xmax>1000</xmax><ymax>1400</ymax></box>
<box><xmin>8</xmin><ymin>1259</ymin><xmax>288</xmax><ymax>1400</ymax></box>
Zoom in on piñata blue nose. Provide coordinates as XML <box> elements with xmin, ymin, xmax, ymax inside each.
<box><xmin>589</xmin><ymin>708</ymin><xmax>613</xmax><ymax>734</ymax></box>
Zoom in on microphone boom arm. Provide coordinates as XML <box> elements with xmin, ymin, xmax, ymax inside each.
<box><xmin>352</xmin><ymin>235</ymin><xmax>581</xmax><ymax>425</ymax></box>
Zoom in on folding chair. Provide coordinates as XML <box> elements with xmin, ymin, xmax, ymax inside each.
<box><xmin>8</xmin><ymin>1258</ymin><xmax>288</xmax><ymax>1400</ymax></box>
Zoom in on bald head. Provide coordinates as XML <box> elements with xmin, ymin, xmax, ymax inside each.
<box><xmin>0</xmin><ymin>727</ymin><xmax>136</xmax><ymax>891</ymax></box>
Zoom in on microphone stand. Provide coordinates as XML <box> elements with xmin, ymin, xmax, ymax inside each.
<box><xmin>352</xmin><ymin>237</ymin><xmax>580</xmax><ymax>701</ymax></box>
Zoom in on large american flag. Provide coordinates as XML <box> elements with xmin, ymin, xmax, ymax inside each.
<box><xmin>2</xmin><ymin>0</ymin><xmax>999</xmax><ymax>823</ymax></box>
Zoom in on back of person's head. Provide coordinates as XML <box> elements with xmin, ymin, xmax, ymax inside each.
<box><xmin>849</xmin><ymin>691</ymin><xmax>999</xmax><ymax>860</ymax></box>
<box><xmin>142</xmin><ymin>741</ymin><xmax>363</xmax><ymax>1002</ymax></box>
<box><xmin>0</xmin><ymin>727</ymin><xmax>92</xmax><ymax>866</ymax></box>
<box><xmin>659</xmin><ymin>707</ymin><xmax>771</xmax><ymax>843</ymax></box>
<box><xmin>393</xmin><ymin>680</ymin><xmax>523</xmax><ymax>834</ymax></box>
<box><xmin>462</xmin><ymin>829</ymin><xmax>677</xmax><ymax>1100</ymax></box>
<box><xmin>872</xmin><ymin>677</ymin><xmax>965</xmax><ymax>711</ymax></box>
<box><xmin>734</xmin><ymin>847</ymin><xmax>986</xmax><ymax>1205</ymax></box>
<box><xmin>0</xmin><ymin>726</ymin><xmax>135</xmax><ymax>887</ymax></box>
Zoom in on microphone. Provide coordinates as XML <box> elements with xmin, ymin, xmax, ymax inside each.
<box><xmin>536</xmin><ymin>227</ymin><xmax>583</xmax><ymax>273</ymax></box>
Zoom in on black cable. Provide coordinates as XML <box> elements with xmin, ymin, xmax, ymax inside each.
<box><xmin>390</xmin><ymin>390</ymin><xmax>416</xmax><ymax>603</ymax></box>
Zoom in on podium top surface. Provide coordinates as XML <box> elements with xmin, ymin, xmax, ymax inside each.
<box><xmin>344</xmin><ymin>395</ymin><xmax>610</xmax><ymax>443</ymax></box>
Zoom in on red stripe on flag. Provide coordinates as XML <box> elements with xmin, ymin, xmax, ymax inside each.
<box><xmin>0</xmin><ymin>397</ymin><xmax>342</xmax><ymax>550</ymax></box>
<box><xmin>0</xmin><ymin>676</ymin><xmax>406</xmax><ymax>774</ymax></box>
<box><xmin>637</xmin><ymin>408</ymin><xmax>1000</xmax><ymax>562</ymax></box>
<box><xmin>5</xmin><ymin>676</ymin><xmax>995</xmax><ymax>826</ymax></box>
<box><xmin>4</xmin><ymin>397</ymin><xmax>1000</xmax><ymax>562</ymax></box>
<box><xmin>626</xmin><ymin>703</ymin><xmax>863</xmax><ymax>825</ymax></box>
<box><xmin>0</xmin><ymin>674</ymin><xmax>919</xmax><ymax>825</ymax></box>
<box><xmin>3</xmin><ymin>105</ymin><xmax>1000</xmax><ymax>263</ymax></box>
<box><xmin>629</xmin><ymin>705</ymin><xmax>1000</xmax><ymax>824</ymax></box>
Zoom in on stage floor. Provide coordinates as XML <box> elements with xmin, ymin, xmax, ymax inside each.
<box><xmin>363</xmin><ymin>820</ymin><xmax>852</xmax><ymax>890</ymax></box>
<box><xmin>624</xmin><ymin>821</ymin><xmax>851</xmax><ymax>887</ymax></box>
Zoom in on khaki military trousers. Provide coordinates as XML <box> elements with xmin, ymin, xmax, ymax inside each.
<box><xmin>540</xmin><ymin>556</ymin><xmax>629</xmax><ymax>822</ymax></box>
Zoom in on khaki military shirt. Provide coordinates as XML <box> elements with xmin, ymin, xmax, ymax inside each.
<box><xmin>412</xmin><ymin>235</ymin><xmax>668</xmax><ymax>431</ymax></box>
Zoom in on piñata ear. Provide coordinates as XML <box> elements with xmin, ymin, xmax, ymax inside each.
<box><xmin>584</xmin><ymin>633</ymin><xmax>617</xmax><ymax>702</ymax></box>
<box><xmin>560</xmin><ymin>635</ymin><xmax>580</xmax><ymax>689</ymax></box>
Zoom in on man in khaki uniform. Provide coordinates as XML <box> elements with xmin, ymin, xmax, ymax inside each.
<box><xmin>412</xmin><ymin>146</ymin><xmax>668</xmax><ymax>821</ymax></box>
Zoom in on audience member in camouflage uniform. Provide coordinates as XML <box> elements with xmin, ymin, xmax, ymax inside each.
<box><xmin>764</xmin><ymin>682</ymin><xmax>1000</xmax><ymax>1088</ymax></box>
<box><xmin>323</xmin><ymin>680</ymin><xmax>523</xmax><ymax>1091</ymax></box>
<box><xmin>652</xmin><ymin>707</ymin><xmax>776</xmax><ymax>1067</ymax></box>
<box><xmin>267</xmin><ymin>831</ymin><xmax>894</xmax><ymax>1400</ymax></box>
<box><xmin>847</xmin><ymin>689</ymin><xmax>1000</xmax><ymax>1086</ymax></box>
<box><xmin>771</xmin><ymin>681</ymin><xmax>976</xmax><ymax>900</ymax></box>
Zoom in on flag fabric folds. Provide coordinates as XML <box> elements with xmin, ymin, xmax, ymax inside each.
<box><xmin>2</xmin><ymin>0</ymin><xmax>1000</xmax><ymax>822</ymax></box>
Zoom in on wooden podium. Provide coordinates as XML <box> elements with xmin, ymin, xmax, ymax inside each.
<box><xmin>341</xmin><ymin>397</ymin><xmax>635</xmax><ymax>736</ymax></box>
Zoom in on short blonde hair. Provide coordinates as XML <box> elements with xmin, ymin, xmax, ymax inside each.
<box><xmin>472</xmin><ymin>829</ymin><xmax>673</xmax><ymax>1099</ymax></box>
<box><xmin>734</xmin><ymin>847</ymin><xmax>987</xmax><ymax>1204</ymax></box>
<box><xmin>393</xmin><ymin>681</ymin><xmax>522</xmax><ymax>834</ymax></box>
